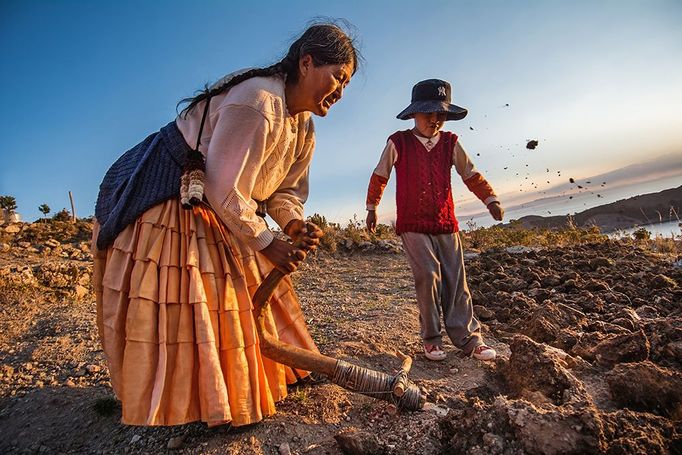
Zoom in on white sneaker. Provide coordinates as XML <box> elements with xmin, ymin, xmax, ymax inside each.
<box><xmin>471</xmin><ymin>345</ymin><xmax>496</xmax><ymax>361</ymax></box>
<box><xmin>424</xmin><ymin>344</ymin><xmax>447</xmax><ymax>361</ymax></box>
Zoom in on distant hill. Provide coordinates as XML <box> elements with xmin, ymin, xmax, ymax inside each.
<box><xmin>511</xmin><ymin>185</ymin><xmax>682</xmax><ymax>232</ymax></box>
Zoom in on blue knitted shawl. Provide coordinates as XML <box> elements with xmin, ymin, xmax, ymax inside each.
<box><xmin>94</xmin><ymin>121</ymin><xmax>191</xmax><ymax>249</ymax></box>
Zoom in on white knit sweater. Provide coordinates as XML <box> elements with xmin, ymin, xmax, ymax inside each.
<box><xmin>176</xmin><ymin>75</ymin><xmax>315</xmax><ymax>251</ymax></box>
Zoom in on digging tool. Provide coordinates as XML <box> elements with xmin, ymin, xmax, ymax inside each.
<box><xmin>251</xmin><ymin>230</ymin><xmax>425</xmax><ymax>411</ymax></box>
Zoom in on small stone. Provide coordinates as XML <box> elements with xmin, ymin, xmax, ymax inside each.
<box><xmin>23</xmin><ymin>362</ymin><xmax>33</xmax><ymax>371</ymax></box>
<box><xmin>130</xmin><ymin>434</ymin><xmax>141</xmax><ymax>444</ymax></box>
<box><xmin>85</xmin><ymin>364</ymin><xmax>101</xmax><ymax>374</ymax></box>
<box><xmin>167</xmin><ymin>434</ymin><xmax>186</xmax><ymax>450</ymax></box>
<box><xmin>278</xmin><ymin>442</ymin><xmax>292</xmax><ymax>455</ymax></box>
<box><xmin>474</xmin><ymin>305</ymin><xmax>494</xmax><ymax>320</ymax></box>
<box><xmin>75</xmin><ymin>285</ymin><xmax>89</xmax><ymax>299</ymax></box>
<box><xmin>345</xmin><ymin>416</ymin><xmax>351</xmax><ymax>422</ymax></box>
<box><xmin>4</xmin><ymin>225</ymin><xmax>21</xmax><ymax>234</ymax></box>
<box><xmin>65</xmin><ymin>379</ymin><xmax>76</xmax><ymax>387</ymax></box>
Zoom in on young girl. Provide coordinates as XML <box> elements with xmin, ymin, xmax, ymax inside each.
<box><xmin>366</xmin><ymin>79</ymin><xmax>503</xmax><ymax>362</ymax></box>
<box><xmin>93</xmin><ymin>23</ymin><xmax>358</xmax><ymax>426</ymax></box>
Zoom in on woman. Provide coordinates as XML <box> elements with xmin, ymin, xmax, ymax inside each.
<box><xmin>93</xmin><ymin>23</ymin><xmax>358</xmax><ymax>427</ymax></box>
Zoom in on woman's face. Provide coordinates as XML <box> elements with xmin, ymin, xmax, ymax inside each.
<box><xmin>297</xmin><ymin>55</ymin><xmax>353</xmax><ymax>116</ymax></box>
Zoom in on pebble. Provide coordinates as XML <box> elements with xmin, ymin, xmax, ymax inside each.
<box><xmin>278</xmin><ymin>442</ymin><xmax>292</xmax><ymax>455</ymax></box>
<box><xmin>167</xmin><ymin>434</ymin><xmax>186</xmax><ymax>450</ymax></box>
<box><xmin>130</xmin><ymin>434</ymin><xmax>141</xmax><ymax>444</ymax></box>
<box><xmin>85</xmin><ymin>365</ymin><xmax>101</xmax><ymax>374</ymax></box>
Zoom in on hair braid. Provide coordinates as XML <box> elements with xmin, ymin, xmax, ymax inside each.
<box><xmin>178</xmin><ymin>63</ymin><xmax>285</xmax><ymax>118</ymax></box>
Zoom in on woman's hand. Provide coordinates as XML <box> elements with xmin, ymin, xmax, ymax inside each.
<box><xmin>284</xmin><ymin>220</ymin><xmax>323</xmax><ymax>253</ymax></box>
<box><xmin>260</xmin><ymin>238</ymin><xmax>307</xmax><ymax>274</ymax></box>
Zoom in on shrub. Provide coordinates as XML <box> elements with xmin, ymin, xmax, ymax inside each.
<box><xmin>632</xmin><ymin>227</ymin><xmax>651</xmax><ymax>241</ymax></box>
<box><xmin>52</xmin><ymin>208</ymin><xmax>71</xmax><ymax>222</ymax></box>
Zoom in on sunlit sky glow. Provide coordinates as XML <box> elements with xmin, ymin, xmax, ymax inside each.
<box><xmin>1</xmin><ymin>0</ymin><xmax>681</xmax><ymax>225</ymax></box>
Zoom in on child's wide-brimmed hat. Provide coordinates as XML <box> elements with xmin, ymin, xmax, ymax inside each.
<box><xmin>396</xmin><ymin>79</ymin><xmax>467</xmax><ymax>121</ymax></box>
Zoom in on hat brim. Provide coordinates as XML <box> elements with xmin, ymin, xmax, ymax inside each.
<box><xmin>396</xmin><ymin>101</ymin><xmax>468</xmax><ymax>121</ymax></box>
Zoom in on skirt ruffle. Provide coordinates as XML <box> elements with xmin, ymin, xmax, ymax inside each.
<box><xmin>92</xmin><ymin>200</ymin><xmax>317</xmax><ymax>426</ymax></box>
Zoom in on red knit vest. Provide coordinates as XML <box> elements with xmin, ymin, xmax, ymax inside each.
<box><xmin>392</xmin><ymin>130</ymin><xmax>459</xmax><ymax>235</ymax></box>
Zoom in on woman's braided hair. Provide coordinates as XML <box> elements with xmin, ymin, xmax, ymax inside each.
<box><xmin>177</xmin><ymin>22</ymin><xmax>359</xmax><ymax>209</ymax></box>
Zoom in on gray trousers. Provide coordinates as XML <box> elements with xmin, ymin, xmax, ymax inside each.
<box><xmin>401</xmin><ymin>232</ymin><xmax>482</xmax><ymax>354</ymax></box>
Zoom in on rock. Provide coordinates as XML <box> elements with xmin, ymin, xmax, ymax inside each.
<box><xmin>635</xmin><ymin>305</ymin><xmax>659</xmax><ymax>319</ymax></box>
<box><xmin>520</xmin><ymin>302</ymin><xmax>586</xmax><ymax>350</ymax></box>
<box><xmin>589</xmin><ymin>257</ymin><xmax>614</xmax><ymax>269</ymax></box>
<box><xmin>473</xmin><ymin>305</ymin><xmax>494</xmax><ymax>321</ymax></box>
<box><xmin>130</xmin><ymin>435</ymin><xmax>141</xmax><ymax>444</ymax></box>
<box><xmin>334</xmin><ymin>429</ymin><xmax>385</xmax><ymax>455</ymax></box>
<box><xmin>85</xmin><ymin>364</ymin><xmax>101</xmax><ymax>374</ymax></box>
<box><xmin>502</xmin><ymin>335</ymin><xmax>588</xmax><ymax>406</ymax></box>
<box><xmin>482</xmin><ymin>433</ymin><xmax>504</xmax><ymax>453</ymax></box>
<box><xmin>167</xmin><ymin>434</ymin><xmax>186</xmax><ymax>450</ymax></box>
<box><xmin>650</xmin><ymin>274</ymin><xmax>677</xmax><ymax>289</ymax></box>
<box><xmin>74</xmin><ymin>285</ymin><xmax>89</xmax><ymax>299</ymax></box>
<box><xmin>572</xmin><ymin>329</ymin><xmax>650</xmax><ymax>367</ymax></box>
<box><xmin>1</xmin><ymin>365</ymin><xmax>14</xmax><ymax>378</ymax></box>
<box><xmin>277</xmin><ymin>442</ymin><xmax>292</xmax><ymax>455</ymax></box>
<box><xmin>584</xmin><ymin>279</ymin><xmax>610</xmax><ymax>292</ymax></box>
<box><xmin>606</xmin><ymin>361</ymin><xmax>682</xmax><ymax>418</ymax></box>
<box><xmin>357</xmin><ymin>241</ymin><xmax>374</xmax><ymax>251</ymax></box>
<box><xmin>609</xmin><ymin>317</ymin><xmax>636</xmax><ymax>331</ymax></box>
<box><xmin>505</xmin><ymin>246</ymin><xmax>536</xmax><ymax>254</ymax></box>
<box><xmin>4</xmin><ymin>224</ymin><xmax>21</xmax><ymax>234</ymax></box>
<box><xmin>0</xmin><ymin>243</ymin><xmax>9</xmax><ymax>252</ymax></box>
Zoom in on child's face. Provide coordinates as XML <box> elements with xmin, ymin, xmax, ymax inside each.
<box><xmin>413</xmin><ymin>112</ymin><xmax>447</xmax><ymax>138</ymax></box>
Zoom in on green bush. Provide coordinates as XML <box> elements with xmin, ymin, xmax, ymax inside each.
<box><xmin>632</xmin><ymin>227</ymin><xmax>651</xmax><ymax>241</ymax></box>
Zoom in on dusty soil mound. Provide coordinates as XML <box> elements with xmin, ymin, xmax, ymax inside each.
<box><xmin>0</xmin><ymin>222</ymin><xmax>680</xmax><ymax>454</ymax></box>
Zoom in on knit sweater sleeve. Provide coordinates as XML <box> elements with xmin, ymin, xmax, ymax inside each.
<box><xmin>366</xmin><ymin>139</ymin><xmax>397</xmax><ymax>210</ymax></box>
<box><xmin>266</xmin><ymin>119</ymin><xmax>315</xmax><ymax>231</ymax></box>
<box><xmin>204</xmin><ymin>104</ymin><xmax>278</xmax><ymax>251</ymax></box>
<box><xmin>452</xmin><ymin>140</ymin><xmax>498</xmax><ymax>206</ymax></box>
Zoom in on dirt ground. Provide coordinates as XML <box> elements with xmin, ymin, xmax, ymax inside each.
<box><xmin>0</xmin><ymin>221</ymin><xmax>681</xmax><ymax>454</ymax></box>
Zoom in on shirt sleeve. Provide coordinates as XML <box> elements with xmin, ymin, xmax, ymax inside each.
<box><xmin>452</xmin><ymin>140</ymin><xmax>498</xmax><ymax>206</ymax></box>
<box><xmin>366</xmin><ymin>139</ymin><xmax>397</xmax><ymax>210</ymax></box>
<box><xmin>266</xmin><ymin>120</ymin><xmax>315</xmax><ymax>230</ymax></box>
<box><xmin>204</xmin><ymin>104</ymin><xmax>277</xmax><ymax>251</ymax></box>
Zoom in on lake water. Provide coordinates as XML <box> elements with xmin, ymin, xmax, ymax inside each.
<box><xmin>608</xmin><ymin>220</ymin><xmax>682</xmax><ymax>239</ymax></box>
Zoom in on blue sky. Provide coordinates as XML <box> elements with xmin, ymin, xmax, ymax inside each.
<box><xmin>2</xmin><ymin>0</ymin><xmax>681</xmax><ymax>225</ymax></box>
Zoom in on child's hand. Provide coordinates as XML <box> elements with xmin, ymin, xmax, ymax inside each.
<box><xmin>366</xmin><ymin>210</ymin><xmax>377</xmax><ymax>233</ymax></box>
<box><xmin>487</xmin><ymin>202</ymin><xmax>504</xmax><ymax>221</ymax></box>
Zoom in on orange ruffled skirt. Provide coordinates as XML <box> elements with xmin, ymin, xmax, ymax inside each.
<box><xmin>92</xmin><ymin>200</ymin><xmax>317</xmax><ymax>426</ymax></box>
